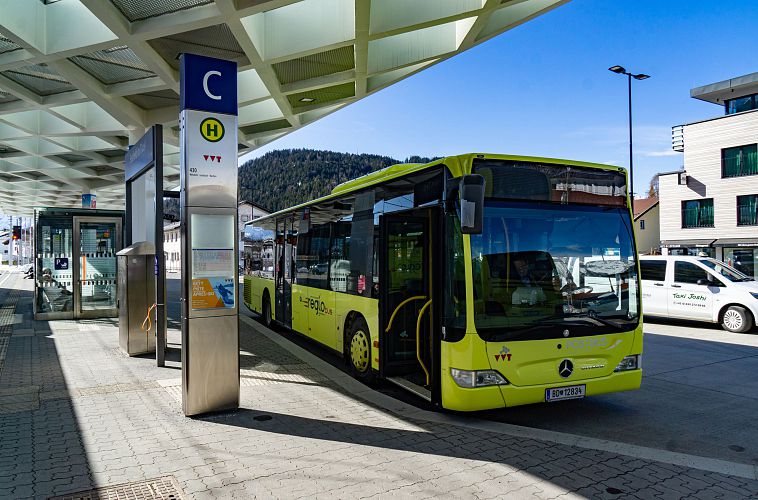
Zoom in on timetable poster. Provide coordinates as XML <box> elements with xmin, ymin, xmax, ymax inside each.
<box><xmin>191</xmin><ymin>249</ymin><xmax>235</xmax><ymax>309</ymax></box>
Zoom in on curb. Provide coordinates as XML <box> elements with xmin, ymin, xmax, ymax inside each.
<box><xmin>240</xmin><ymin>314</ymin><xmax>758</xmax><ymax>481</ymax></box>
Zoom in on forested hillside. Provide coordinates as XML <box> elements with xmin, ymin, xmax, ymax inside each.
<box><xmin>163</xmin><ymin>149</ymin><xmax>437</xmax><ymax>218</ymax></box>
<box><xmin>237</xmin><ymin>149</ymin><xmax>436</xmax><ymax>212</ymax></box>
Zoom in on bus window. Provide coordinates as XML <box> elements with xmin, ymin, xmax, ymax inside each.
<box><xmin>347</xmin><ymin>190</ymin><xmax>376</xmax><ymax>296</ymax></box>
<box><xmin>330</xmin><ymin>222</ymin><xmax>350</xmax><ymax>292</ymax></box>
<box><xmin>308</xmin><ymin>225</ymin><xmax>330</xmax><ymax>289</ymax></box>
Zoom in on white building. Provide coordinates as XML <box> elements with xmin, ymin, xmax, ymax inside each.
<box><xmin>163</xmin><ymin>203</ymin><xmax>269</xmax><ymax>273</ymax></box>
<box><xmin>239</xmin><ymin>201</ymin><xmax>270</xmax><ymax>267</ymax></box>
<box><xmin>661</xmin><ymin>72</ymin><xmax>758</xmax><ymax>276</ymax></box>
<box><xmin>163</xmin><ymin>221</ymin><xmax>181</xmax><ymax>273</ymax></box>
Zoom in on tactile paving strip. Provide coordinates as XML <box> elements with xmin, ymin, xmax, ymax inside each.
<box><xmin>49</xmin><ymin>475</ymin><xmax>186</xmax><ymax>500</ymax></box>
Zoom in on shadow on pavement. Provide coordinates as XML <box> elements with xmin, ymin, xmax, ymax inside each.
<box><xmin>0</xmin><ymin>277</ymin><xmax>95</xmax><ymax>498</ymax></box>
<box><xmin>200</xmin><ymin>406</ymin><xmax>758</xmax><ymax>498</ymax></box>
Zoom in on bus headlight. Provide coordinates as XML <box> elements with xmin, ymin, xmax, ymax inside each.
<box><xmin>450</xmin><ymin>368</ymin><xmax>508</xmax><ymax>388</ymax></box>
<box><xmin>614</xmin><ymin>355</ymin><xmax>641</xmax><ymax>372</ymax></box>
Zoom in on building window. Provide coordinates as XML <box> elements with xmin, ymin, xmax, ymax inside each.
<box><xmin>722</xmin><ymin>144</ymin><xmax>758</xmax><ymax>178</ymax></box>
<box><xmin>737</xmin><ymin>194</ymin><xmax>758</xmax><ymax>226</ymax></box>
<box><xmin>681</xmin><ymin>199</ymin><xmax>714</xmax><ymax>228</ymax></box>
<box><xmin>639</xmin><ymin>219</ymin><xmax>645</xmax><ymax>230</ymax></box>
<box><xmin>726</xmin><ymin>93</ymin><xmax>758</xmax><ymax>115</ymax></box>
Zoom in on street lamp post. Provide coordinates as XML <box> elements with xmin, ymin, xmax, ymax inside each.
<box><xmin>609</xmin><ymin>66</ymin><xmax>650</xmax><ymax>201</ymax></box>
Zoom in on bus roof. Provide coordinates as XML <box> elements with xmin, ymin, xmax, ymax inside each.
<box><xmin>244</xmin><ymin>153</ymin><xmax>624</xmax><ymax>226</ymax></box>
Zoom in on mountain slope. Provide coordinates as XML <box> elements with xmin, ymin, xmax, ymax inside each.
<box><xmin>238</xmin><ymin>149</ymin><xmax>436</xmax><ymax>212</ymax></box>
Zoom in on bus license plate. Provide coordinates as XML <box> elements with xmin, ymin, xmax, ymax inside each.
<box><xmin>545</xmin><ymin>385</ymin><xmax>585</xmax><ymax>402</ymax></box>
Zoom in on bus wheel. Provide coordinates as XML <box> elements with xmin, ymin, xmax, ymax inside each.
<box><xmin>347</xmin><ymin>318</ymin><xmax>374</xmax><ymax>382</ymax></box>
<box><xmin>721</xmin><ymin>306</ymin><xmax>752</xmax><ymax>333</ymax></box>
<box><xmin>261</xmin><ymin>293</ymin><xmax>272</xmax><ymax>328</ymax></box>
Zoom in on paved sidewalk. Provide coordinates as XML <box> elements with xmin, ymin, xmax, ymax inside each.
<box><xmin>1</xmin><ymin>270</ymin><xmax>757</xmax><ymax>499</ymax></box>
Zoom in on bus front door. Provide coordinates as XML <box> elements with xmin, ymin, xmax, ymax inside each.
<box><xmin>275</xmin><ymin>216</ymin><xmax>295</xmax><ymax>328</ymax></box>
<box><xmin>380</xmin><ymin>209</ymin><xmax>439</xmax><ymax>399</ymax></box>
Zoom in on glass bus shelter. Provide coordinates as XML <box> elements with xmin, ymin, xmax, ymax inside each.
<box><xmin>34</xmin><ymin>208</ymin><xmax>124</xmax><ymax>320</ymax></box>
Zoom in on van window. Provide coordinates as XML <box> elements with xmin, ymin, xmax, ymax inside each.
<box><xmin>674</xmin><ymin>261</ymin><xmax>711</xmax><ymax>284</ymax></box>
<box><xmin>640</xmin><ymin>260</ymin><xmax>667</xmax><ymax>281</ymax></box>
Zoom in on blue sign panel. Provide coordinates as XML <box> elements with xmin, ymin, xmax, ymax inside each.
<box><xmin>82</xmin><ymin>194</ymin><xmax>96</xmax><ymax>209</ymax></box>
<box><xmin>124</xmin><ymin>126</ymin><xmax>155</xmax><ymax>181</ymax></box>
<box><xmin>54</xmin><ymin>258</ymin><xmax>69</xmax><ymax>271</ymax></box>
<box><xmin>180</xmin><ymin>53</ymin><xmax>237</xmax><ymax>116</ymax></box>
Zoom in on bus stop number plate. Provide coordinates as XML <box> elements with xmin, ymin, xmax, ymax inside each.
<box><xmin>545</xmin><ymin>385</ymin><xmax>585</xmax><ymax>402</ymax></box>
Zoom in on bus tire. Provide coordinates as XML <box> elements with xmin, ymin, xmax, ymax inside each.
<box><xmin>721</xmin><ymin>305</ymin><xmax>752</xmax><ymax>333</ymax></box>
<box><xmin>347</xmin><ymin>316</ymin><xmax>374</xmax><ymax>382</ymax></box>
<box><xmin>261</xmin><ymin>292</ymin><xmax>272</xmax><ymax>328</ymax></box>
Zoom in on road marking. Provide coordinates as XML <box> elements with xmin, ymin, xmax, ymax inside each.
<box><xmin>241</xmin><ymin>313</ymin><xmax>758</xmax><ymax>481</ymax></box>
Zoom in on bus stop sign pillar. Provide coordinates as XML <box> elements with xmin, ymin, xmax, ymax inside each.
<box><xmin>179</xmin><ymin>53</ymin><xmax>239</xmax><ymax>416</ymax></box>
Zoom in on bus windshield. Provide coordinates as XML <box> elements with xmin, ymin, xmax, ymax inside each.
<box><xmin>470</xmin><ymin>200</ymin><xmax>639</xmax><ymax>342</ymax></box>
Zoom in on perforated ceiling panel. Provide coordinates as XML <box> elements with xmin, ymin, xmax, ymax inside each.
<box><xmin>70</xmin><ymin>47</ymin><xmax>155</xmax><ymax>85</ymax></box>
<box><xmin>288</xmin><ymin>82</ymin><xmax>355</xmax><ymax>110</ymax></box>
<box><xmin>1</xmin><ymin>64</ymin><xmax>75</xmax><ymax>96</ymax></box>
<box><xmin>0</xmin><ymin>90</ymin><xmax>18</xmax><ymax>104</ymax></box>
<box><xmin>109</xmin><ymin>0</ymin><xmax>214</xmax><ymax>22</ymax></box>
<box><xmin>0</xmin><ymin>33</ymin><xmax>21</xmax><ymax>55</ymax></box>
<box><xmin>125</xmin><ymin>90</ymin><xmax>180</xmax><ymax>110</ymax></box>
<box><xmin>240</xmin><ymin>119</ymin><xmax>291</xmax><ymax>136</ymax></box>
<box><xmin>273</xmin><ymin>46</ymin><xmax>355</xmax><ymax>85</ymax></box>
<box><xmin>148</xmin><ymin>24</ymin><xmax>248</xmax><ymax>70</ymax></box>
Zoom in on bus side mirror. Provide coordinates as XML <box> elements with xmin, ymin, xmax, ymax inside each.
<box><xmin>460</xmin><ymin>174</ymin><xmax>485</xmax><ymax>234</ymax></box>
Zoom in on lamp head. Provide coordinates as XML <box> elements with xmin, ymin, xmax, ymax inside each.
<box><xmin>608</xmin><ymin>65</ymin><xmax>626</xmax><ymax>74</ymax></box>
<box><xmin>633</xmin><ymin>73</ymin><xmax>651</xmax><ymax>80</ymax></box>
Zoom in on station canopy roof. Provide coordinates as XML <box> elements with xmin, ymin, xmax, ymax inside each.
<box><xmin>0</xmin><ymin>0</ymin><xmax>568</xmax><ymax>216</ymax></box>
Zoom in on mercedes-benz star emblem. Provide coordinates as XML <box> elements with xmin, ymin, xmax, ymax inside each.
<box><xmin>558</xmin><ymin>359</ymin><xmax>573</xmax><ymax>378</ymax></box>
<box><xmin>563</xmin><ymin>329</ymin><xmax>570</xmax><ymax>338</ymax></box>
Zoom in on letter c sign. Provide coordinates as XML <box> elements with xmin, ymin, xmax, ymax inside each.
<box><xmin>203</xmin><ymin>70</ymin><xmax>222</xmax><ymax>101</ymax></box>
<box><xmin>180</xmin><ymin>54</ymin><xmax>237</xmax><ymax>115</ymax></box>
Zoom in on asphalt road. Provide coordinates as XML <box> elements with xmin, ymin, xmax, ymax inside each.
<box><xmin>476</xmin><ymin>321</ymin><xmax>758</xmax><ymax>467</ymax></box>
<box><xmin>166</xmin><ymin>276</ymin><xmax>758</xmax><ymax>467</ymax></box>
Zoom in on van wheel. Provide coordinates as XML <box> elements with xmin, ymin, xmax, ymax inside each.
<box><xmin>347</xmin><ymin>317</ymin><xmax>374</xmax><ymax>382</ymax></box>
<box><xmin>721</xmin><ymin>306</ymin><xmax>752</xmax><ymax>333</ymax></box>
<box><xmin>260</xmin><ymin>293</ymin><xmax>272</xmax><ymax>328</ymax></box>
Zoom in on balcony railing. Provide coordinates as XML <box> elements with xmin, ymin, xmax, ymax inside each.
<box><xmin>671</xmin><ymin>125</ymin><xmax>684</xmax><ymax>152</ymax></box>
<box><xmin>723</xmin><ymin>154</ymin><xmax>758</xmax><ymax>178</ymax></box>
<box><xmin>682</xmin><ymin>207</ymin><xmax>714</xmax><ymax>228</ymax></box>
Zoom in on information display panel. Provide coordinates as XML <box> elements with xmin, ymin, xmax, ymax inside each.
<box><xmin>190</xmin><ymin>213</ymin><xmax>235</xmax><ymax>310</ymax></box>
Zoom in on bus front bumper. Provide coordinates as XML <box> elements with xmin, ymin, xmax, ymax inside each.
<box><xmin>441</xmin><ymin>369</ymin><xmax>642</xmax><ymax>412</ymax></box>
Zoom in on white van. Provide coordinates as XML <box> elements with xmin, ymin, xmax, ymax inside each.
<box><xmin>639</xmin><ymin>255</ymin><xmax>758</xmax><ymax>333</ymax></box>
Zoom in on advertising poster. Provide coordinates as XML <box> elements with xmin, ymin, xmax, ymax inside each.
<box><xmin>191</xmin><ymin>248</ymin><xmax>235</xmax><ymax>309</ymax></box>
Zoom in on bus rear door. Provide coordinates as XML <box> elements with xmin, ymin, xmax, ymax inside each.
<box><xmin>275</xmin><ymin>216</ymin><xmax>295</xmax><ymax>328</ymax></box>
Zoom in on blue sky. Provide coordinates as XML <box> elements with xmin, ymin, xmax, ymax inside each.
<box><xmin>243</xmin><ymin>0</ymin><xmax>758</xmax><ymax>198</ymax></box>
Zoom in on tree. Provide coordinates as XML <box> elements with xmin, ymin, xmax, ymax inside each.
<box><xmin>647</xmin><ymin>173</ymin><xmax>660</xmax><ymax>198</ymax></box>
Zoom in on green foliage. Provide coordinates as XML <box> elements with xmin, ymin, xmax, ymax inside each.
<box><xmin>161</xmin><ymin>148</ymin><xmax>438</xmax><ymax>219</ymax></box>
<box><xmin>238</xmin><ymin>149</ymin><xmax>438</xmax><ymax>212</ymax></box>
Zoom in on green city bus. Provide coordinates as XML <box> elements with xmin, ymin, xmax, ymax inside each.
<box><xmin>244</xmin><ymin>153</ymin><xmax>642</xmax><ymax>411</ymax></box>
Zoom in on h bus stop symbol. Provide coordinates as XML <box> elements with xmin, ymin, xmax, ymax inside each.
<box><xmin>200</xmin><ymin>117</ymin><xmax>224</xmax><ymax>142</ymax></box>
